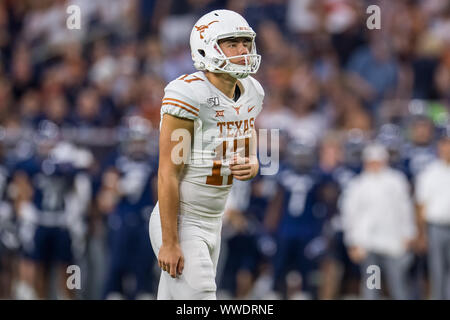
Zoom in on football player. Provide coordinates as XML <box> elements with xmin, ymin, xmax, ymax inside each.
<box><xmin>12</xmin><ymin>121</ymin><xmax>88</xmax><ymax>299</ymax></box>
<box><xmin>0</xmin><ymin>137</ymin><xmax>19</xmax><ymax>299</ymax></box>
<box><xmin>220</xmin><ymin>175</ymin><xmax>278</xmax><ymax>299</ymax></box>
<box><xmin>415</xmin><ymin>129</ymin><xmax>450</xmax><ymax>299</ymax></box>
<box><xmin>97</xmin><ymin>116</ymin><xmax>158</xmax><ymax>299</ymax></box>
<box><xmin>400</xmin><ymin>115</ymin><xmax>437</xmax><ymax>299</ymax></box>
<box><xmin>401</xmin><ymin>115</ymin><xmax>436</xmax><ymax>182</ymax></box>
<box><xmin>264</xmin><ymin>136</ymin><xmax>323</xmax><ymax>299</ymax></box>
<box><xmin>340</xmin><ymin>143</ymin><xmax>417</xmax><ymax>300</ymax></box>
<box><xmin>149</xmin><ymin>10</ymin><xmax>264</xmax><ymax>300</ymax></box>
<box><xmin>313</xmin><ymin>135</ymin><xmax>358</xmax><ymax>300</ymax></box>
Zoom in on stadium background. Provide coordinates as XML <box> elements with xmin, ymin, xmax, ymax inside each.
<box><xmin>0</xmin><ymin>0</ymin><xmax>449</xmax><ymax>299</ymax></box>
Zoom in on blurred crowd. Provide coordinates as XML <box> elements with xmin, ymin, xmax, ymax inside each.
<box><xmin>1</xmin><ymin>0</ymin><xmax>450</xmax><ymax>299</ymax></box>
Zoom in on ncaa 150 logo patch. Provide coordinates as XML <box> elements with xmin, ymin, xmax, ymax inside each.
<box><xmin>207</xmin><ymin>97</ymin><xmax>220</xmax><ymax>107</ymax></box>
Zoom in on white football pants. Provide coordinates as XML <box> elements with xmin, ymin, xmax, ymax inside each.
<box><xmin>149</xmin><ymin>204</ymin><xmax>222</xmax><ymax>300</ymax></box>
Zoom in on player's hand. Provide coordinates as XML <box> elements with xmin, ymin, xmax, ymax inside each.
<box><xmin>415</xmin><ymin>234</ymin><xmax>428</xmax><ymax>253</ymax></box>
<box><xmin>158</xmin><ymin>243</ymin><xmax>184</xmax><ymax>278</ymax></box>
<box><xmin>407</xmin><ymin>235</ymin><xmax>427</xmax><ymax>254</ymax></box>
<box><xmin>229</xmin><ymin>155</ymin><xmax>258</xmax><ymax>181</ymax></box>
<box><xmin>348</xmin><ymin>246</ymin><xmax>367</xmax><ymax>264</ymax></box>
<box><xmin>226</xmin><ymin>209</ymin><xmax>249</xmax><ymax>233</ymax></box>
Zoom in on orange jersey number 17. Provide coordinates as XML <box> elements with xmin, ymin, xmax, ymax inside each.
<box><xmin>206</xmin><ymin>137</ymin><xmax>250</xmax><ymax>186</ymax></box>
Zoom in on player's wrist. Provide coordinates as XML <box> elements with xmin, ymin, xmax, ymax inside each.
<box><xmin>162</xmin><ymin>239</ymin><xmax>180</xmax><ymax>247</ymax></box>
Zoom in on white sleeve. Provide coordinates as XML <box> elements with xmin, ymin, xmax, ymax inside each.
<box><xmin>160</xmin><ymin>80</ymin><xmax>199</xmax><ymax>121</ymax></box>
<box><xmin>415</xmin><ymin>167</ymin><xmax>430</xmax><ymax>205</ymax></box>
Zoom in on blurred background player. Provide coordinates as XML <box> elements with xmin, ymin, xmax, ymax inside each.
<box><xmin>220</xmin><ymin>175</ymin><xmax>278</xmax><ymax>299</ymax></box>
<box><xmin>314</xmin><ymin>134</ymin><xmax>359</xmax><ymax>300</ymax></box>
<box><xmin>0</xmin><ymin>135</ymin><xmax>20</xmax><ymax>299</ymax></box>
<box><xmin>340</xmin><ymin>143</ymin><xmax>417</xmax><ymax>299</ymax></box>
<box><xmin>97</xmin><ymin>116</ymin><xmax>157</xmax><ymax>300</ymax></box>
<box><xmin>264</xmin><ymin>135</ymin><xmax>323</xmax><ymax>299</ymax></box>
<box><xmin>397</xmin><ymin>115</ymin><xmax>437</xmax><ymax>299</ymax></box>
<box><xmin>415</xmin><ymin>128</ymin><xmax>450</xmax><ymax>299</ymax></box>
<box><xmin>11</xmin><ymin>120</ymin><xmax>92</xmax><ymax>299</ymax></box>
<box><xmin>401</xmin><ymin>115</ymin><xmax>437</xmax><ymax>181</ymax></box>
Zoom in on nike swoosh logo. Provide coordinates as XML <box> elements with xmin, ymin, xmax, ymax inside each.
<box><xmin>248</xmin><ymin>105</ymin><xmax>255</xmax><ymax>112</ymax></box>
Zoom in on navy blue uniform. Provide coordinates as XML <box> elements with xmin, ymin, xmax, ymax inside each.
<box><xmin>0</xmin><ymin>162</ymin><xmax>19</xmax><ymax>256</ymax></box>
<box><xmin>102</xmin><ymin>152</ymin><xmax>157</xmax><ymax>299</ymax></box>
<box><xmin>315</xmin><ymin>166</ymin><xmax>361</xmax><ymax>292</ymax></box>
<box><xmin>272</xmin><ymin>164</ymin><xmax>322</xmax><ymax>297</ymax></box>
<box><xmin>0</xmin><ymin>165</ymin><xmax>8</xmax><ymax>204</ymax></box>
<box><xmin>271</xmin><ymin>162</ymin><xmax>359</xmax><ymax>297</ymax></box>
<box><xmin>400</xmin><ymin>143</ymin><xmax>436</xmax><ymax>182</ymax></box>
<box><xmin>15</xmin><ymin>155</ymin><xmax>77</xmax><ymax>265</ymax></box>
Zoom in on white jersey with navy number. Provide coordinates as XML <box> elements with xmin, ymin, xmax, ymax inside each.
<box><xmin>160</xmin><ymin>71</ymin><xmax>264</xmax><ymax>217</ymax></box>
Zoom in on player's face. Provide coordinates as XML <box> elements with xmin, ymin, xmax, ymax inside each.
<box><xmin>218</xmin><ymin>37</ymin><xmax>251</xmax><ymax>65</ymax></box>
<box><xmin>412</xmin><ymin>120</ymin><xmax>433</xmax><ymax>145</ymax></box>
<box><xmin>37</xmin><ymin>141</ymin><xmax>55</xmax><ymax>157</ymax></box>
<box><xmin>364</xmin><ymin>160</ymin><xmax>386</xmax><ymax>172</ymax></box>
<box><xmin>320</xmin><ymin>142</ymin><xmax>342</xmax><ymax>167</ymax></box>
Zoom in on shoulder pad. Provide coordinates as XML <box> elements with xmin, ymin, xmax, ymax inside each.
<box><xmin>162</xmin><ymin>74</ymin><xmax>206</xmax><ymax>120</ymax></box>
<box><xmin>247</xmin><ymin>76</ymin><xmax>265</xmax><ymax>99</ymax></box>
<box><xmin>165</xmin><ymin>72</ymin><xmax>208</xmax><ymax>98</ymax></box>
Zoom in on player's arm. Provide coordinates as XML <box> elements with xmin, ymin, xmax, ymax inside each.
<box><xmin>224</xmin><ymin>207</ymin><xmax>249</xmax><ymax>232</ymax></box>
<box><xmin>157</xmin><ymin>113</ymin><xmax>194</xmax><ymax>278</ymax></box>
<box><xmin>230</xmin><ymin>128</ymin><xmax>259</xmax><ymax>181</ymax></box>
<box><xmin>263</xmin><ymin>185</ymin><xmax>284</xmax><ymax>233</ymax></box>
<box><xmin>415</xmin><ymin>203</ymin><xmax>428</xmax><ymax>252</ymax></box>
<box><xmin>97</xmin><ymin>168</ymin><xmax>121</xmax><ymax>215</ymax></box>
<box><xmin>10</xmin><ymin>171</ymin><xmax>33</xmax><ymax>217</ymax></box>
<box><xmin>414</xmin><ymin>171</ymin><xmax>429</xmax><ymax>253</ymax></box>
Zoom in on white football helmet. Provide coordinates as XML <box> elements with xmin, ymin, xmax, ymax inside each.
<box><xmin>190</xmin><ymin>10</ymin><xmax>261</xmax><ymax>79</ymax></box>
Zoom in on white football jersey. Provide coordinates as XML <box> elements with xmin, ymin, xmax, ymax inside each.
<box><xmin>159</xmin><ymin>71</ymin><xmax>264</xmax><ymax>217</ymax></box>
